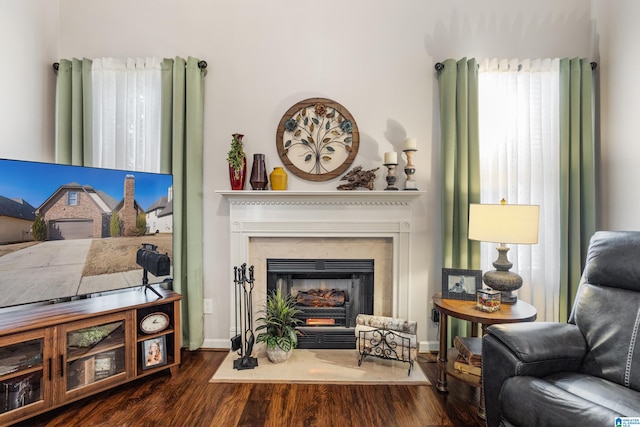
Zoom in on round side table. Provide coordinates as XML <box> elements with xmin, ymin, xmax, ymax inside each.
<box><xmin>432</xmin><ymin>292</ymin><xmax>537</xmax><ymax>418</ymax></box>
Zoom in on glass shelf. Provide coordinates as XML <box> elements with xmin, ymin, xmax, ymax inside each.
<box><xmin>66</xmin><ymin>321</ymin><xmax>126</xmax><ymax>391</ymax></box>
<box><xmin>0</xmin><ymin>339</ymin><xmax>44</xmax><ymax>414</ymax></box>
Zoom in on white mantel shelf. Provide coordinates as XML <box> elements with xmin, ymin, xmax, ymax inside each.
<box><xmin>216</xmin><ymin>190</ymin><xmax>424</xmax><ymax>205</ymax></box>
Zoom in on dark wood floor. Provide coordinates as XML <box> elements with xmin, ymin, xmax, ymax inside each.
<box><xmin>16</xmin><ymin>350</ymin><xmax>485</xmax><ymax>427</ymax></box>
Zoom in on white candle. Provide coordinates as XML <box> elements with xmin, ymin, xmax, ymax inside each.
<box><xmin>384</xmin><ymin>152</ymin><xmax>397</xmax><ymax>164</ymax></box>
<box><xmin>403</xmin><ymin>137</ymin><xmax>417</xmax><ymax>151</ymax></box>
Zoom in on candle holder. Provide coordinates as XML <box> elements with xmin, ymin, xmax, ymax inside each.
<box><xmin>403</xmin><ymin>149</ymin><xmax>418</xmax><ymax>190</ymax></box>
<box><xmin>383</xmin><ymin>163</ymin><xmax>399</xmax><ymax>191</ymax></box>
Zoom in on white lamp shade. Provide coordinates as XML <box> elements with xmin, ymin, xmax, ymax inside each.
<box><xmin>468</xmin><ymin>203</ymin><xmax>540</xmax><ymax>244</ymax></box>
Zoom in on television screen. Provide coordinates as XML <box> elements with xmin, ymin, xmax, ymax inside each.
<box><xmin>0</xmin><ymin>158</ymin><xmax>173</xmax><ymax>308</ymax></box>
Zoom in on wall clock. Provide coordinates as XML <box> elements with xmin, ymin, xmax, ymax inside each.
<box><xmin>139</xmin><ymin>312</ymin><xmax>170</xmax><ymax>334</ymax></box>
<box><xmin>276</xmin><ymin>97</ymin><xmax>359</xmax><ymax>182</ymax></box>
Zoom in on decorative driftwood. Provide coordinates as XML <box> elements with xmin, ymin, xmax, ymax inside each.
<box><xmin>337</xmin><ymin>165</ymin><xmax>379</xmax><ymax>190</ymax></box>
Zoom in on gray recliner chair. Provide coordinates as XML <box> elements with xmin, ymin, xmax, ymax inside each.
<box><xmin>483</xmin><ymin>230</ymin><xmax>640</xmax><ymax>427</ymax></box>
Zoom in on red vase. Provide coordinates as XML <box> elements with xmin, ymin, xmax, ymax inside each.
<box><xmin>229</xmin><ymin>157</ymin><xmax>246</xmax><ymax>190</ymax></box>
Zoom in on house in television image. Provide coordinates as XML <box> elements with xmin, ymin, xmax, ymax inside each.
<box><xmin>145</xmin><ymin>185</ymin><xmax>173</xmax><ymax>234</ymax></box>
<box><xmin>0</xmin><ymin>195</ymin><xmax>36</xmax><ymax>244</ymax></box>
<box><xmin>36</xmin><ymin>175</ymin><xmax>144</xmax><ymax>240</ymax></box>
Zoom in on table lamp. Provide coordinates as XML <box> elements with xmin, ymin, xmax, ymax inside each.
<box><xmin>468</xmin><ymin>200</ymin><xmax>540</xmax><ymax>304</ymax></box>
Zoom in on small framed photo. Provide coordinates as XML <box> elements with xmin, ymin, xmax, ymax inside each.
<box><xmin>442</xmin><ymin>268</ymin><xmax>482</xmax><ymax>301</ymax></box>
<box><xmin>142</xmin><ymin>336</ymin><xmax>167</xmax><ymax>370</ymax></box>
<box><xmin>94</xmin><ymin>351</ymin><xmax>117</xmax><ymax>381</ymax></box>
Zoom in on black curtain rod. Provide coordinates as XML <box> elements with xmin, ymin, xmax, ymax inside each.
<box><xmin>52</xmin><ymin>60</ymin><xmax>208</xmax><ymax>72</ymax></box>
<box><xmin>434</xmin><ymin>61</ymin><xmax>598</xmax><ymax>71</ymax></box>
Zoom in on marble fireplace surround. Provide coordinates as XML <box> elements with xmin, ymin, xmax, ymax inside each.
<box><xmin>218</xmin><ymin>191</ymin><xmax>422</xmax><ymax>343</ymax></box>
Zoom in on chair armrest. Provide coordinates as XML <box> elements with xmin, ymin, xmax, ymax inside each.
<box><xmin>487</xmin><ymin>322</ymin><xmax>587</xmax><ymax>365</ymax></box>
<box><xmin>482</xmin><ymin>322</ymin><xmax>588</xmax><ymax>427</ymax></box>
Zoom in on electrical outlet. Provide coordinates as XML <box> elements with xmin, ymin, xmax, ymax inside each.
<box><xmin>203</xmin><ymin>299</ymin><xmax>213</xmax><ymax>314</ymax></box>
<box><xmin>431</xmin><ymin>308</ymin><xmax>440</xmax><ymax>323</ymax></box>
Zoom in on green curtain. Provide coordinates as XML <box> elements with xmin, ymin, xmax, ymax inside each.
<box><xmin>437</xmin><ymin>58</ymin><xmax>481</xmax><ymax>339</ymax></box>
<box><xmin>161</xmin><ymin>57</ymin><xmax>205</xmax><ymax>350</ymax></box>
<box><xmin>54</xmin><ymin>58</ymin><xmax>93</xmax><ymax>165</ymax></box>
<box><xmin>559</xmin><ymin>58</ymin><xmax>596</xmax><ymax>322</ymax></box>
<box><xmin>55</xmin><ymin>56</ymin><xmax>206</xmax><ymax>350</ymax></box>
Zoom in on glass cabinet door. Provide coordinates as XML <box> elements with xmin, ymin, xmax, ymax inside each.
<box><xmin>65</xmin><ymin>320</ymin><xmax>126</xmax><ymax>391</ymax></box>
<box><xmin>0</xmin><ymin>332</ymin><xmax>47</xmax><ymax>417</ymax></box>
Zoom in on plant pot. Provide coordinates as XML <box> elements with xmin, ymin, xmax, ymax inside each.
<box><xmin>229</xmin><ymin>157</ymin><xmax>246</xmax><ymax>190</ymax></box>
<box><xmin>266</xmin><ymin>345</ymin><xmax>292</xmax><ymax>363</ymax></box>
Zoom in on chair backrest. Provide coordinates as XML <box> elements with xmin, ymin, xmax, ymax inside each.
<box><xmin>569</xmin><ymin>231</ymin><xmax>640</xmax><ymax>391</ymax></box>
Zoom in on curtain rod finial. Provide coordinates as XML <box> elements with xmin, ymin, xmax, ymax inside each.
<box><xmin>198</xmin><ymin>60</ymin><xmax>207</xmax><ymax>69</ymax></box>
<box><xmin>435</xmin><ymin>62</ymin><xmax>444</xmax><ymax>72</ymax></box>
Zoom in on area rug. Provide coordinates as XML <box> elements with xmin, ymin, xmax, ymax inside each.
<box><xmin>209</xmin><ymin>349</ymin><xmax>430</xmax><ymax>385</ymax></box>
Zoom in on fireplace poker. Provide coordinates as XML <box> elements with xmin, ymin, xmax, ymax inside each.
<box><xmin>230</xmin><ymin>266</ymin><xmax>242</xmax><ymax>352</ymax></box>
<box><xmin>233</xmin><ymin>263</ymin><xmax>257</xmax><ymax>370</ymax></box>
<box><xmin>244</xmin><ymin>266</ymin><xmax>256</xmax><ymax>357</ymax></box>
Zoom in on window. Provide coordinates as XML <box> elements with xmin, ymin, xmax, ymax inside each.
<box><xmin>91</xmin><ymin>58</ymin><xmax>162</xmax><ymax>173</ymax></box>
<box><xmin>68</xmin><ymin>191</ymin><xmax>78</xmax><ymax>206</ymax></box>
<box><xmin>478</xmin><ymin>58</ymin><xmax>560</xmax><ymax>322</ymax></box>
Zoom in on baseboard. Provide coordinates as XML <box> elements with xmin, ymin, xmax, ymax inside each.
<box><xmin>420</xmin><ymin>340</ymin><xmax>439</xmax><ymax>353</ymax></box>
<box><xmin>202</xmin><ymin>338</ymin><xmax>232</xmax><ymax>350</ymax></box>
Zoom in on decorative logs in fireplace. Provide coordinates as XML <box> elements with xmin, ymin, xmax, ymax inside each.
<box><xmin>295</xmin><ymin>289</ymin><xmax>347</xmax><ymax>307</ymax></box>
<box><xmin>266</xmin><ymin>258</ymin><xmax>374</xmax><ymax>349</ymax></box>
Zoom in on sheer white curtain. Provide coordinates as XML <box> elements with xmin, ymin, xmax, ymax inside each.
<box><xmin>478</xmin><ymin>58</ymin><xmax>560</xmax><ymax>322</ymax></box>
<box><xmin>92</xmin><ymin>57</ymin><xmax>163</xmax><ymax>172</ymax></box>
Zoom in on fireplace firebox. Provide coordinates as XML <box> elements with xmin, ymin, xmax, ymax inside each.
<box><xmin>266</xmin><ymin>259</ymin><xmax>374</xmax><ymax>349</ymax></box>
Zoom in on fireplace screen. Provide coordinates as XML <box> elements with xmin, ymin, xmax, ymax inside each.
<box><xmin>266</xmin><ymin>259</ymin><xmax>374</xmax><ymax>349</ymax></box>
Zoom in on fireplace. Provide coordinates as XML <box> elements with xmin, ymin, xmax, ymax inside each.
<box><xmin>267</xmin><ymin>259</ymin><xmax>374</xmax><ymax>349</ymax></box>
<box><xmin>219</xmin><ymin>190</ymin><xmax>421</xmax><ymax>353</ymax></box>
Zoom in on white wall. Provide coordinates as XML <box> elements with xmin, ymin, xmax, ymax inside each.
<box><xmin>592</xmin><ymin>0</ymin><xmax>640</xmax><ymax>231</ymax></box>
<box><xmin>0</xmin><ymin>0</ymin><xmax>58</xmax><ymax>162</ymax></box>
<box><xmin>3</xmin><ymin>0</ymin><xmax>598</xmax><ymax>349</ymax></box>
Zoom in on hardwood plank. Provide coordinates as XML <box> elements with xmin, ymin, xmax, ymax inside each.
<box><xmin>16</xmin><ymin>350</ymin><xmax>485</xmax><ymax>427</ymax></box>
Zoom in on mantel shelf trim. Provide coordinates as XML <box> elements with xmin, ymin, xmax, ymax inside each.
<box><xmin>216</xmin><ymin>190</ymin><xmax>424</xmax><ymax>206</ymax></box>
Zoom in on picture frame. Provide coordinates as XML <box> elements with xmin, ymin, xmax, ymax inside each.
<box><xmin>441</xmin><ymin>268</ymin><xmax>483</xmax><ymax>301</ymax></box>
<box><xmin>93</xmin><ymin>351</ymin><xmax>116</xmax><ymax>381</ymax></box>
<box><xmin>142</xmin><ymin>335</ymin><xmax>167</xmax><ymax>370</ymax></box>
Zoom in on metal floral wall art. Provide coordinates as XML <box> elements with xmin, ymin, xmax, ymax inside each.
<box><xmin>276</xmin><ymin>98</ymin><xmax>359</xmax><ymax>181</ymax></box>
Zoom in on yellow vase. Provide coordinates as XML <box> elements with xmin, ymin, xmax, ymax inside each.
<box><xmin>270</xmin><ymin>167</ymin><xmax>288</xmax><ymax>190</ymax></box>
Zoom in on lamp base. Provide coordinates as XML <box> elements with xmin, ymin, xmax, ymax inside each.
<box><xmin>482</xmin><ymin>270</ymin><xmax>522</xmax><ymax>304</ymax></box>
<box><xmin>482</xmin><ymin>245</ymin><xmax>523</xmax><ymax>304</ymax></box>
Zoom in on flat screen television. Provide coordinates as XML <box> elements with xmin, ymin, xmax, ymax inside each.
<box><xmin>0</xmin><ymin>158</ymin><xmax>173</xmax><ymax>308</ymax></box>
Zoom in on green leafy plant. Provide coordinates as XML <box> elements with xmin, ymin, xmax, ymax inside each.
<box><xmin>32</xmin><ymin>215</ymin><xmax>46</xmax><ymax>241</ymax></box>
<box><xmin>136</xmin><ymin>212</ymin><xmax>147</xmax><ymax>236</ymax></box>
<box><xmin>256</xmin><ymin>289</ymin><xmax>302</xmax><ymax>352</ymax></box>
<box><xmin>110</xmin><ymin>213</ymin><xmax>121</xmax><ymax>237</ymax></box>
<box><xmin>227</xmin><ymin>133</ymin><xmax>246</xmax><ymax>179</ymax></box>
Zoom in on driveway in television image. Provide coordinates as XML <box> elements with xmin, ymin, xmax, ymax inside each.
<box><xmin>0</xmin><ymin>239</ymin><xmax>92</xmax><ymax>306</ymax></box>
<box><xmin>0</xmin><ymin>236</ymin><xmax>172</xmax><ymax>307</ymax></box>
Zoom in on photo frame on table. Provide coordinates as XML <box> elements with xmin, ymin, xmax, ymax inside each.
<box><xmin>441</xmin><ymin>268</ymin><xmax>483</xmax><ymax>301</ymax></box>
<box><xmin>142</xmin><ymin>335</ymin><xmax>167</xmax><ymax>370</ymax></box>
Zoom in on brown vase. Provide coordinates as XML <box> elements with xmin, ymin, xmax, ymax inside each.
<box><xmin>249</xmin><ymin>154</ymin><xmax>268</xmax><ymax>190</ymax></box>
<box><xmin>229</xmin><ymin>157</ymin><xmax>246</xmax><ymax>190</ymax></box>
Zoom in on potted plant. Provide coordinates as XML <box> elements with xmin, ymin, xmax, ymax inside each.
<box><xmin>255</xmin><ymin>289</ymin><xmax>302</xmax><ymax>363</ymax></box>
<box><xmin>227</xmin><ymin>133</ymin><xmax>247</xmax><ymax>190</ymax></box>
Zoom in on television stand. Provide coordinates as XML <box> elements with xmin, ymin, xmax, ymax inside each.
<box><xmin>0</xmin><ymin>286</ymin><xmax>181</xmax><ymax>425</ymax></box>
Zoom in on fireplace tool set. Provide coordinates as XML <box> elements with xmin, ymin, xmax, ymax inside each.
<box><xmin>232</xmin><ymin>263</ymin><xmax>258</xmax><ymax>370</ymax></box>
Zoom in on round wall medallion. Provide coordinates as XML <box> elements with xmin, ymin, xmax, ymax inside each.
<box><xmin>276</xmin><ymin>97</ymin><xmax>359</xmax><ymax>182</ymax></box>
